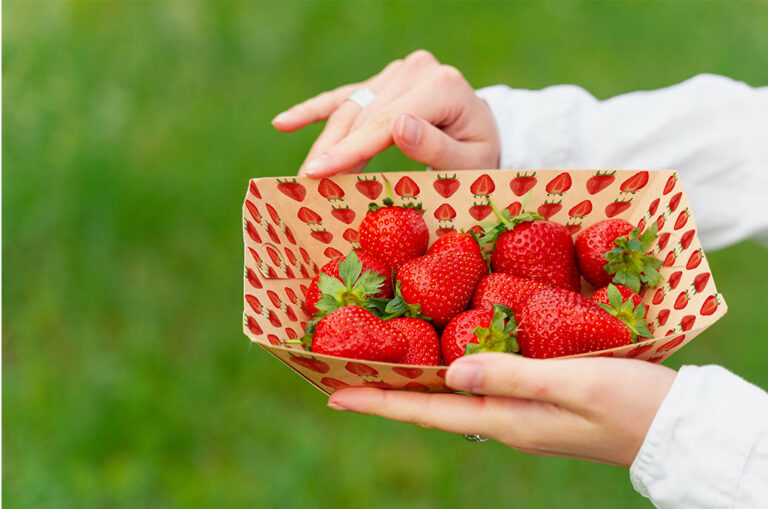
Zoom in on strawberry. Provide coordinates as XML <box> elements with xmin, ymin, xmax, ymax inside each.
<box><xmin>590</xmin><ymin>284</ymin><xmax>652</xmax><ymax>341</ymax></box>
<box><xmin>331</xmin><ymin>205</ymin><xmax>356</xmax><ymax>224</ymax></box>
<box><xmin>318</xmin><ymin>178</ymin><xmax>345</xmax><ymax>201</ymax></box>
<box><xmin>355</xmin><ymin>176</ymin><xmax>383</xmax><ymax>200</ymax></box>
<box><xmin>619</xmin><ymin>171</ymin><xmax>649</xmax><ymax>194</ymax></box>
<box><xmin>575</xmin><ymin>219</ymin><xmax>662</xmax><ymax>292</ymax></box>
<box><xmin>310</xmin><ymin>228</ymin><xmax>333</xmax><ymax>244</ymax></box>
<box><xmin>517</xmin><ymin>287</ymin><xmax>646</xmax><ymax>359</ymax></box>
<box><xmin>303</xmin><ymin>251</ymin><xmax>393</xmax><ymax>316</ymax></box>
<box><xmin>394</xmin><ymin>176</ymin><xmax>420</xmax><ymax>198</ymax></box>
<box><xmin>471</xmin><ymin>273</ymin><xmax>547</xmax><ymax>316</ymax></box>
<box><xmin>388</xmin><ymin>317</ymin><xmax>441</xmax><ymax>366</ymax></box>
<box><xmin>276</xmin><ymin>178</ymin><xmax>307</xmax><ymax>202</ymax></box>
<box><xmin>469</xmin><ymin>202</ymin><xmax>492</xmax><ymax>221</ymax></box>
<box><xmin>568</xmin><ymin>200</ymin><xmax>593</xmax><ymax>219</ymax></box>
<box><xmin>297</xmin><ymin>207</ymin><xmax>323</xmax><ymax>224</ymax></box>
<box><xmin>509</xmin><ymin>171</ymin><xmax>537</xmax><ymax>196</ymax></box>
<box><xmin>605</xmin><ymin>198</ymin><xmax>633</xmax><ymax>217</ymax></box>
<box><xmin>434</xmin><ymin>203</ymin><xmax>457</xmax><ymax>221</ymax></box>
<box><xmin>441</xmin><ymin>305</ymin><xmax>519</xmax><ymax>365</ymax></box>
<box><xmin>312</xmin><ymin>306</ymin><xmax>408</xmax><ymax>362</ymax></box>
<box><xmin>586</xmin><ymin>170</ymin><xmax>616</xmax><ymax>194</ymax></box>
<box><xmin>545</xmin><ymin>172</ymin><xmax>572</xmax><ymax>195</ymax></box>
<box><xmin>359</xmin><ymin>198</ymin><xmax>429</xmax><ymax>272</ymax></box>
<box><xmin>433</xmin><ymin>174</ymin><xmax>459</xmax><ymax>198</ymax></box>
<box><xmin>394</xmin><ymin>246</ymin><xmax>487</xmax><ymax>328</ymax></box>
<box><xmin>470</xmin><ymin>174</ymin><xmax>495</xmax><ymax>196</ymax></box>
<box><xmin>427</xmin><ymin>232</ymin><xmax>483</xmax><ymax>260</ymax></box>
<box><xmin>480</xmin><ymin>201</ymin><xmax>581</xmax><ymax>291</ymax></box>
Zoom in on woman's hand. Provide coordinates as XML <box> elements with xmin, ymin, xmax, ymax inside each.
<box><xmin>272</xmin><ymin>50</ymin><xmax>500</xmax><ymax>177</ymax></box>
<box><xmin>328</xmin><ymin>353</ymin><xmax>677</xmax><ymax>467</ymax></box>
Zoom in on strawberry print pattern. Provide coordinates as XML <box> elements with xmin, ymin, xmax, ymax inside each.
<box><xmin>243</xmin><ymin>170</ymin><xmax>727</xmax><ymax>394</ymax></box>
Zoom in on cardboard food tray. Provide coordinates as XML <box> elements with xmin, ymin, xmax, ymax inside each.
<box><xmin>242</xmin><ymin>170</ymin><xmax>727</xmax><ymax>395</ymax></box>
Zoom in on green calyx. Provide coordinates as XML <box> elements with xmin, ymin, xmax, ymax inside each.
<box><xmin>464</xmin><ymin>304</ymin><xmax>520</xmax><ymax>356</ymax></box>
<box><xmin>315</xmin><ymin>251</ymin><xmax>385</xmax><ymax>316</ymax></box>
<box><xmin>596</xmin><ymin>284</ymin><xmax>653</xmax><ymax>343</ymax></box>
<box><xmin>299</xmin><ymin>252</ymin><xmax>386</xmax><ymax>350</ymax></box>
<box><xmin>604</xmin><ymin>223</ymin><xmax>663</xmax><ymax>293</ymax></box>
<box><xmin>380</xmin><ymin>281</ymin><xmax>429</xmax><ymax>321</ymax></box>
<box><xmin>477</xmin><ymin>194</ymin><xmax>544</xmax><ymax>249</ymax></box>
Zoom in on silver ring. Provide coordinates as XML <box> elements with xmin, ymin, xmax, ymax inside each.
<box><xmin>463</xmin><ymin>434</ymin><xmax>488</xmax><ymax>443</ymax></box>
<box><xmin>346</xmin><ymin>87</ymin><xmax>376</xmax><ymax>109</ymax></box>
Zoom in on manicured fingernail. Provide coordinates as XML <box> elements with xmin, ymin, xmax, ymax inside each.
<box><xmin>446</xmin><ymin>362</ymin><xmax>481</xmax><ymax>392</ymax></box>
<box><xmin>397</xmin><ymin>114</ymin><xmax>422</xmax><ymax>145</ymax></box>
<box><xmin>272</xmin><ymin>111</ymin><xmax>293</xmax><ymax>125</ymax></box>
<box><xmin>328</xmin><ymin>400</ymin><xmax>349</xmax><ymax>412</ymax></box>
<box><xmin>303</xmin><ymin>153</ymin><xmax>330</xmax><ymax>176</ymax></box>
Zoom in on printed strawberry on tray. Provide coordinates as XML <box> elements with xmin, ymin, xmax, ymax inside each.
<box><xmin>243</xmin><ymin>170</ymin><xmax>727</xmax><ymax>395</ymax></box>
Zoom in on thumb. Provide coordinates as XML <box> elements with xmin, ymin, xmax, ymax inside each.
<box><xmin>393</xmin><ymin>114</ymin><xmax>486</xmax><ymax>170</ymax></box>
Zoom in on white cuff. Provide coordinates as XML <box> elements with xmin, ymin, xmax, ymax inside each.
<box><xmin>630</xmin><ymin>365</ymin><xmax>768</xmax><ymax>508</ymax></box>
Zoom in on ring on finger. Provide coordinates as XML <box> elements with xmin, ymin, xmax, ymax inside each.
<box><xmin>346</xmin><ymin>87</ymin><xmax>376</xmax><ymax>109</ymax></box>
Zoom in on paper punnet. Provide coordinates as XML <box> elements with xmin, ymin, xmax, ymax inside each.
<box><xmin>242</xmin><ymin>170</ymin><xmax>727</xmax><ymax>395</ymax></box>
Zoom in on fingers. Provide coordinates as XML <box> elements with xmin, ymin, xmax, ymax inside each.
<box><xmin>445</xmin><ymin>353</ymin><xmax>604</xmax><ymax>411</ymax></box>
<box><xmin>327</xmin><ymin>387</ymin><xmax>589</xmax><ymax>455</ymax></box>
<box><xmin>393</xmin><ymin>114</ymin><xmax>493</xmax><ymax>170</ymax></box>
<box><xmin>272</xmin><ymin>82</ymin><xmax>362</xmax><ymax>133</ymax></box>
<box><xmin>300</xmin><ymin>79</ymin><xmax>466</xmax><ymax>177</ymax></box>
<box><xmin>328</xmin><ymin>388</ymin><xmax>501</xmax><ymax>437</ymax></box>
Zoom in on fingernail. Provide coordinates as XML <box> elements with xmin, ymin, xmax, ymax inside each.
<box><xmin>397</xmin><ymin>114</ymin><xmax>422</xmax><ymax>145</ymax></box>
<box><xmin>272</xmin><ymin>111</ymin><xmax>292</xmax><ymax>125</ymax></box>
<box><xmin>303</xmin><ymin>153</ymin><xmax>330</xmax><ymax>176</ymax></box>
<box><xmin>446</xmin><ymin>362</ymin><xmax>482</xmax><ymax>392</ymax></box>
<box><xmin>328</xmin><ymin>400</ymin><xmax>349</xmax><ymax>412</ymax></box>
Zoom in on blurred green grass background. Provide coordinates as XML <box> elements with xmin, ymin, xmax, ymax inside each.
<box><xmin>4</xmin><ymin>2</ymin><xmax>768</xmax><ymax>508</ymax></box>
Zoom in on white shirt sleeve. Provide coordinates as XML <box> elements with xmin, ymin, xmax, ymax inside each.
<box><xmin>629</xmin><ymin>365</ymin><xmax>768</xmax><ymax>508</ymax></box>
<box><xmin>476</xmin><ymin>75</ymin><xmax>768</xmax><ymax>250</ymax></box>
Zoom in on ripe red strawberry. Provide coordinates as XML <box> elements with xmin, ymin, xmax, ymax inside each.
<box><xmin>590</xmin><ymin>284</ymin><xmax>650</xmax><ymax>338</ymax></box>
<box><xmin>441</xmin><ymin>305</ymin><xmax>519</xmax><ymax>365</ymax></box>
<box><xmin>518</xmin><ymin>287</ymin><xmax>646</xmax><ymax>358</ymax></box>
<box><xmin>359</xmin><ymin>199</ymin><xmax>429</xmax><ymax>272</ymax></box>
<box><xmin>312</xmin><ymin>306</ymin><xmax>408</xmax><ymax>362</ymax></box>
<box><xmin>427</xmin><ymin>232</ymin><xmax>483</xmax><ymax>259</ymax></box>
<box><xmin>480</xmin><ymin>203</ymin><xmax>580</xmax><ymax>291</ymax></box>
<box><xmin>303</xmin><ymin>251</ymin><xmax>393</xmax><ymax>316</ymax></box>
<box><xmin>395</xmin><ymin>248</ymin><xmax>487</xmax><ymax>328</ymax></box>
<box><xmin>471</xmin><ymin>273</ymin><xmax>547</xmax><ymax>316</ymax></box>
<box><xmin>297</xmin><ymin>207</ymin><xmax>322</xmax><ymax>224</ymax></box>
<box><xmin>576</xmin><ymin>219</ymin><xmax>662</xmax><ymax>292</ymax></box>
<box><xmin>388</xmin><ymin>317</ymin><xmax>440</xmax><ymax>366</ymax></box>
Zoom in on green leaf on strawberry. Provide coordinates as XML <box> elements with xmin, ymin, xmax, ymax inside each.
<box><xmin>477</xmin><ymin>197</ymin><xmax>544</xmax><ymax>248</ymax></box>
<box><xmin>464</xmin><ymin>304</ymin><xmax>520</xmax><ymax>356</ymax></box>
<box><xmin>603</xmin><ymin>223</ymin><xmax>663</xmax><ymax>293</ymax></box>
<box><xmin>595</xmin><ymin>284</ymin><xmax>653</xmax><ymax>343</ymax></box>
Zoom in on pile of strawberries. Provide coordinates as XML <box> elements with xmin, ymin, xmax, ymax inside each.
<box><xmin>298</xmin><ymin>196</ymin><xmax>663</xmax><ymax>366</ymax></box>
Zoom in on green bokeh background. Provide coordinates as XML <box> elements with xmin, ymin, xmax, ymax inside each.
<box><xmin>4</xmin><ymin>2</ymin><xmax>767</xmax><ymax>508</ymax></box>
